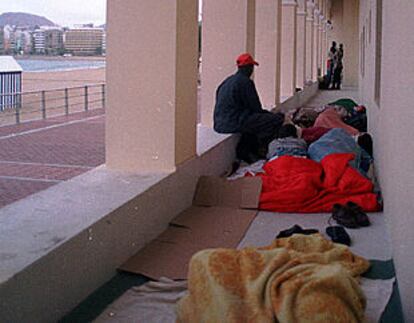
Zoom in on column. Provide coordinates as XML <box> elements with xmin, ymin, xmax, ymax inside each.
<box><xmin>296</xmin><ymin>0</ymin><xmax>307</xmax><ymax>89</ymax></box>
<box><xmin>312</xmin><ymin>9</ymin><xmax>320</xmax><ymax>80</ymax></box>
<box><xmin>305</xmin><ymin>1</ymin><xmax>314</xmax><ymax>82</ymax></box>
<box><xmin>319</xmin><ymin>0</ymin><xmax>325</xmax><ymax>18</ymax></box>
<box><xmin>280</xmin><ymin>0</ymin><xmax>298</xmax><ymax>98</ymax></box>
<box><xmin>321</xmin><ymin>23</ymin><xmax>328</xmax><ymax>75</ymax></box>
<box><xmin>318</xmin><ymin>17</ymin><xmax>324</xmax><ymax>76</ymax></box>
<box><xmin>255</xmin><ymin>0</ymin><xmax>282</xmax><ymax>108</ymax></box>
<box><xmin>200</xmin><ymin>0</ymin><xmax>256</xmax><ymax>126</ymax></box>
<box><xmin>325</xmin><ymin>24</ymin><xmax>329</xmax><ymax>72</ymax></box>
<box><xmin>106</xmin><ymin>0</ymin><xmax>199</xmax><ymax>171</ymax></box>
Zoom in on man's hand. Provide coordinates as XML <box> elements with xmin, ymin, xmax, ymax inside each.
<box><xmin>284</xmin><ymin>113</ymin><xmax>293</xmax><ymax>125</ymax></box>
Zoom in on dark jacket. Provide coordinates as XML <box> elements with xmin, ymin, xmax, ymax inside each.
<box><xmin>214</xmin><ymin>70</ymin><xmax>265</xmax><ymax>133</ymax></box>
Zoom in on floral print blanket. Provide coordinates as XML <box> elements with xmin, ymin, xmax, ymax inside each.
<box><xmin>177</xmin><ymin>234</ymin><xmax>370</xmax><ymax>323</ymax></box>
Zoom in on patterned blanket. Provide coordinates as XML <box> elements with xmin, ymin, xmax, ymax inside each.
<box><xmin>177</xmin><ymin>234</ymin><xmax>370</xmax><ymax>323</ymax></box>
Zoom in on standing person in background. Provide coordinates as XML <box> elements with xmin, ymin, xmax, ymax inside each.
<box><xmin>332</xmin><ymin>44</ymin><xmax>344</xmax><ymax>90</ymax></box>
<box><xmin>327</xmin><ymin>41</ymin><xmax>337</xmax><ymax>87</ymax></box>
<box><xmin>338</xmin><ymin>43</ymin><xmax>344</xmax><ymax>62</ymax></box>
<box><xmin>214</xmin><ymin>53</ymin><xmax>285</xmax><ymax>163</ymax></box>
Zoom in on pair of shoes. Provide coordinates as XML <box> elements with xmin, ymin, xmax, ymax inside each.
<box><xmin>276</xmin><ymin>224</ymin><xmax>319</xmax><ymax>239</ymax></box>
<box><xmin>326</xmin><ymin>226</ymin><xmax>351</xmax><ymax>246</ymax></box>
<box><xmin>331</xmin><ymin>202</ymin><xmax>370</xmax><ymax>228</ymax></box>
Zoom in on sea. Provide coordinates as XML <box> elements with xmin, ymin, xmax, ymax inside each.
<box><xmin>16</xmin><ymin>59</ymin><xmax>106</xmax><ymax>72</ymax></box>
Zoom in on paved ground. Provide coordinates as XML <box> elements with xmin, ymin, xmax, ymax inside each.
<box><xmin>0</xmin><ymin>87</ymin><xmax>359</xmax><ymax>210</ymax></box>
<box><xmin>0</xmin><ymin>109</ymin><xmax>105</xmax><ymax>208</ymax></box>
<box><xmin>306</xmin><ymin>87</ymin><xmax>359</xmax><ymax>106</ymax></box>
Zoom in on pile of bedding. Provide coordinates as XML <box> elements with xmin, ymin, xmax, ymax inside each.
<box><xmin>233</xmin><ymin>98</ymin><xmax>380</xmax><ymax>213</ymax></box>
<box><xmin>259</xmin><ymin>153</ymin><xmax>378</xmax><ymax>213</ymax></box>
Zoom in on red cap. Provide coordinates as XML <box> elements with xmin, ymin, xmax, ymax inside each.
<box><xmin>236</xmin><ymin>53</ymin><xmax>259</xmax><ymax>67</ymax></box>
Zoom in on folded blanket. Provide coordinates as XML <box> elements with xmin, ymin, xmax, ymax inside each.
<box><xmin>177</xmin><ymin>234</ymin><xmax>370</xmax><ymax>323</ymax></box>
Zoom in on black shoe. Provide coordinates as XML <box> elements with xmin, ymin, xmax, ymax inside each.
<box><xmin>357</xmin><ymin>133</ymin><xmax>373</xmax><ymax>157</ymax></box>
<box><xmin>326</xmin><ymin>226</ymin><xmax>351</xmax><ymax>246</ymax></box>
<box><xmin>226</xmin><ymin>161</ymin><xmax>240</xmax><ymax>176</ymax></box>
<box><xmin>332</xmin><ymin>204</ymin><xmax>359</xmax><ymax>228</ymax></box>
<box><xmin>346</xmin><ymin>201</ymin><xmax>371</xmax><ymax>227</ymax></box>
<box><xmin>276</xmin><ymin>225</ymin><xmax>319</xmax><ymax>239</ymax></box>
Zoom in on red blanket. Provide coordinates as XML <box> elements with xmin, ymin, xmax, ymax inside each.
<box><xmin>259</xmin><ymin>153</ymin><xmax>379</xmax><ymax>213</ymax></box>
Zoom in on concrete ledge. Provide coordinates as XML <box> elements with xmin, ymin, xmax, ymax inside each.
<box><xmin>0</xmin><ymin>86</ymin><xmax>318</xmax><ymax>322</ymax></box>
<box><xmin>278</xmin><ymin>81</ymin><xmax>319</xmax><ymax>112</ymax></box>
<box><xmin>197</xmin><ymin>124</ymin><xmax>234</xmax><ymax>155</ymax></box>
<box><xmin>0</xmin><ymin>126</ymin><xmax>237</xmax><ymax>323</ymax></box>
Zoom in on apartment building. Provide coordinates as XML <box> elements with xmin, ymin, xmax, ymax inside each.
<box><xmin>64</xmin><ymin>27</ymin><xmax>104</xmax><ymax>56</ymax></box>
<box><xmin>14</xmin><ymin>28</ymin><xmax>32</xmax><ymax>54</ymax></box>
<box><xmin>2</xmin><ymin>25</ymin><xmax>15</xmax><ymax>54</ymax></box>
<box><xmin>33</xmin><ymin>27</ymin><xmax>64</xmax><ymax>55</ymax></box>
<box><xmin>33</xmin><ymin>28</ymin><xmax>46</xmax><ymax>54</ymax></box>
<box><xmin>0</xmin><ymin>28</ymin><xmax>4</xmax><ymax>55</ymax></box>
<box><xmin>45</xmin><ymin>28</ymin><xmax>64</xmax><ymax>55</ymax></box>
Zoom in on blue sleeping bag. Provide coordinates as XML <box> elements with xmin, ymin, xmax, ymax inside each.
<box><xmin>308</xmin><ymin>128</ymin><xmax>372</xmax><ymax>175</ymax></box>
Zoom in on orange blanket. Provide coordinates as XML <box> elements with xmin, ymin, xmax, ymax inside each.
<box><xmin>259</xmin><ymin>153</ymin><xmax>379</xmax><ymax>213</ymax></box>
<box><xmin>177</xmin><ymin>234</ymin><xmax>370</xmax><ymax>323</ymax></box>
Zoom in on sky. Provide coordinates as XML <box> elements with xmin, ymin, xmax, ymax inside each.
<box><xmin>0</xmin><ymin>0</ymin><xmax>107</xmax><ymax>27</ymax></box>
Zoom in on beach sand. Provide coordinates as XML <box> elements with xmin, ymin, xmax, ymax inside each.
<box><xmin>23</xmin><ymin>67</ymin><xmax>106</xmax><ymax>92</ymax></box>
<box><xmin>0</xmin><ymin>68</ymin><xmax>106</xmax><ymax>126</ymax></box>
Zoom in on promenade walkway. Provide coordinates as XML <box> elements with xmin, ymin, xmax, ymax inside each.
<box><xmin>61</xmin><ymin>89</ymin><xmax>403</xmax><ymax>323</ymax></box>
<box><xmin>0</xmin><ymin>88</ymin><xmax>359</xmax><ymax>209</ymax></box>
<box><xmin>0</xmin><ymin>109</ymin><xmax>105</xmax><ymax>209</ymax></box>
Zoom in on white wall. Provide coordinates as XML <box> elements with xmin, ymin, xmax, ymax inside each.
<box><xmin>359</xmin><ymin>0</ymin><xmax>414</xmax><ymax>318</ymax></box>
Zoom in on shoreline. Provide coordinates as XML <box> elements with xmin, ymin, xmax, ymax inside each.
<box><xmin>22</xmin><ymin>65</ymin><xmax>106</xmax><ymax>73</ymax></box>
<box><xmin>16</xmin><ymin>57</ymin><xmax>106</xmax><ymax>73</ymax></box>
<box><xmin>14</xmin><ymin>55</ymin><xmax>106</xmax><ymax>61</ymax></box>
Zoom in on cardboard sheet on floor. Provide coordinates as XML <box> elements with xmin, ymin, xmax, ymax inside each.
<box><xmin>119</xmin><ymin>176</ymin><xmax>262</xmax><ymax>280</ymax></box>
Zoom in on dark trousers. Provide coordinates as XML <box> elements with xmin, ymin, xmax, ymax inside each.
<box><xmin>332</xmin><ymin>66</ymin><xmax>343</xmax><ymax>89</ymax></box>
<box><xmin>236</xmin><ymin>112</ymin><xmax>284</xmax><ymax>163</ymax></box>
<box><xmin>327</xmin><ymin>60</ymin><xmax>335</xmax><ymax>85</ymax></box>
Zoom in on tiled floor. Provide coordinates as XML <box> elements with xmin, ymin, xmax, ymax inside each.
<box><xmin>0</xmin><ymin>109</ymin><xmax>105</xmax><ymax>208</ymax></box>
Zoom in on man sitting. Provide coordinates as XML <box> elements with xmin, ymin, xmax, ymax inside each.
<box><xmin>214</xmin><ymin>53</ymin><xmax>285</xmax><ymax>163</ymax></box>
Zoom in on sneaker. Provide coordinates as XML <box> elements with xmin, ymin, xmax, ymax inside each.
<box><xmin>346</xmin><ymin>201</ymin><xmax>371</xmax><ymax>227</ymax></box>
<box><xmin>332</xmin><ymin>203</ymin><xmax>359</xmax><ymax>228</ymax></box>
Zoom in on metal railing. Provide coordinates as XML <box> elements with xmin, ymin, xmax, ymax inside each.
<box><xmin>0</xmin><ymin>83</ymin><xmax>106</xmax><ymax>125</ymax></box>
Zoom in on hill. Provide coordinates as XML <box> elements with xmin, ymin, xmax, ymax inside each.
<box><xmin>0</xmin><ymin>12</ymin><xmax>56</xmax><ymax>27</ymax></box>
